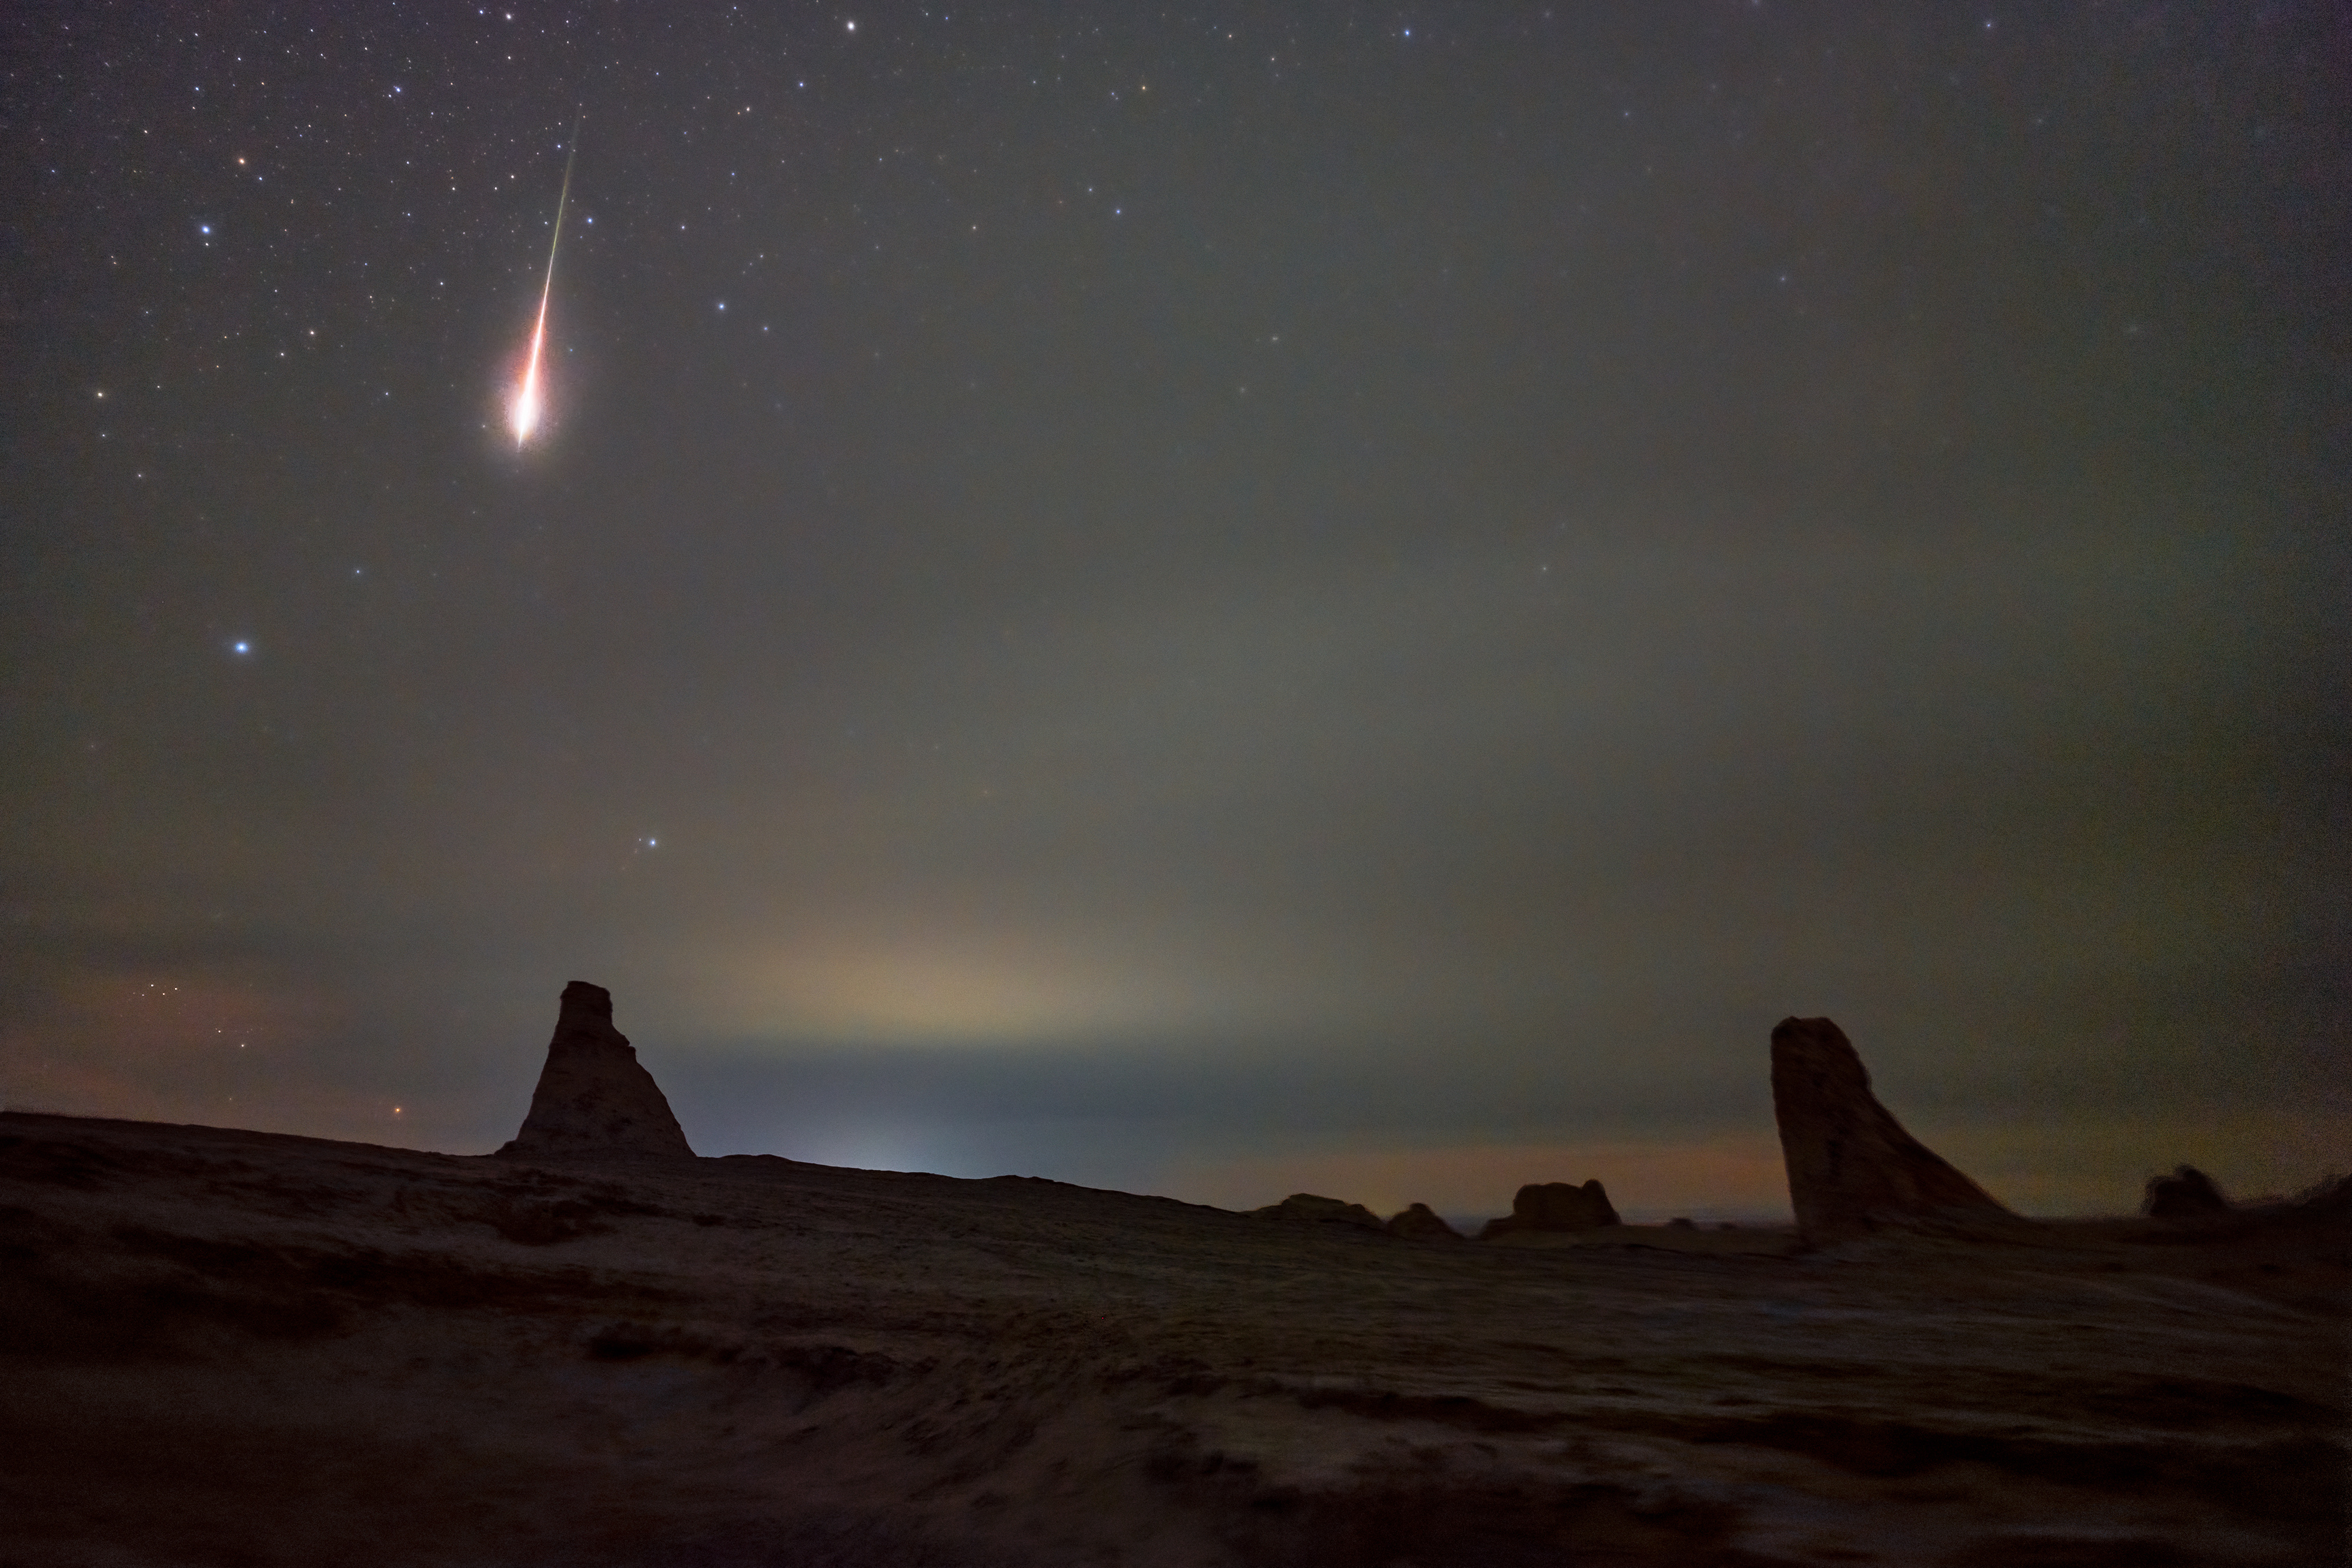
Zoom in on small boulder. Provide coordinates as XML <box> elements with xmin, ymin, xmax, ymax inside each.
<box><xmin>1479</xmin><ymin>1179</ymin><xmax>1619</xmax><ymax>1238</ymax></box>
<box><xmin>2143</xmin><ymin>1165</ymin><xmax>2230</xmax><ymax>1219</ymax></box>
<box><xmin>1251</xmin><ymin>1193</ymin><xmax>1385</xmax><ymax>1231</ymax></box>
<box><xmin>496</xmin><ymin>982</ymin><xmax>695</xmax><ymax>1161</ymax></box>
<box><xmin>1385</xmin><ymin>1202</ymin><xmax>1462</xmax><ymax>1241</ymax></box>
<box><xmin>1770</xmin><ymin>1015</ymin><xmax>2010</xmax><ymax>1242</ymax></box>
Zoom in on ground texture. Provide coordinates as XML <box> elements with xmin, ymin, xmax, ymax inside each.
<box><xmin>1</xmin><ymin>1111</ymin><xmax>2343</xmax><ymax>1566</ymax></box>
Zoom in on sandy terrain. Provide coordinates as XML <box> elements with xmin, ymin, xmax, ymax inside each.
<box><xmin>1</xmin><ymin>1110</ymin><xmax>2342</xmax><ymax>1566</ymax></box>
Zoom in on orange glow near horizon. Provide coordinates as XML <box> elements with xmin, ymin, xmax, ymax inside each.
<box><xmin>1163</xmin><ymin>1135</ymin><xmax>1796</xmax><ymax>1223</ymax></box>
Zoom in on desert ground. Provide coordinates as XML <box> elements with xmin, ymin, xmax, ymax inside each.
<box><xmin>1</xmin><ymin>1109</ymin><xmax>2343</xmax><ymax>1566</ymax></box>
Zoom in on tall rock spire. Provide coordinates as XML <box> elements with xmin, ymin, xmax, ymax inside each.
<box><xmin>1770</xmin><ymin>1016</ymin><xmax>2009</xmax><ymax>1241</ymax></box>
<box><xmin>497</xmin><ymin>982</ymin><xmax>694</xmax><ymax>1160</ymax></box>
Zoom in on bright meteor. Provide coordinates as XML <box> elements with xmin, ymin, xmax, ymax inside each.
<box><xmin>509</xmin><ymin>121</ymin><xmax>581</xmax><ymax>448</ymax></box>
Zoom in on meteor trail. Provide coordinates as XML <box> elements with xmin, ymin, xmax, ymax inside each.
<box><xmin>509</xmin><ymin>119</ymin><xmax>580</xmax><ymax>447</ymax></box>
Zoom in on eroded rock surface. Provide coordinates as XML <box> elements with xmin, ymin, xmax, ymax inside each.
<box><xmin>497</xmin><ymin>981</ymin><xmax>694</xmax><ymax>1161</ymax></box>
<box><xmin>1769</xmin><ymin>1015</ymin><xmax>2009</xmax><ymax>1242</ymax></box>
<box><xmin>1478</xmin><ymin>1179</ymin><xmax>1619</xmax><ymax>1238</ymax></box>
<box><xmin>1</xmin><ymin>1110</ymin><xmax>2342</xmax><ymax>1566</ymax></box>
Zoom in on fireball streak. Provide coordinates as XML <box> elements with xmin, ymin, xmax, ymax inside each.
<box><xmin>511</xmin><ymin>125</ymin><xmax>581</xmax><ymax>447</ymax></box>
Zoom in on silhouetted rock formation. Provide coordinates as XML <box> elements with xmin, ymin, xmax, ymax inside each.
<box><xmin>2289</xmin><ymin>1173</ymin><xmax>2351</xmax><ymax>1225</ymax></box>
<box><xmin>1385</xmin><ymin>1202</ymin><xmax>1462</xmax><ymax>1241</ymax></box>
<box><xmin>1251</xmin><ymin>1193</ymin><xmax>1385</xmax><ymax>1231</ymax></box>
<box><xmin>1769</xmin><ymin>1015</ymin><xmax>2009</xmax><ymax>1242</ymax></box>
<box><xmin>496</xmin><ymin>982</ymin><xmax>694</xmax><ymax>1161</ymax></box>
<box><xmin>1478</xmin><ymin>1179</ymin><xmax>1619</xmax><ymax>1238</ymax></box>
<box><xmin>2144</xmin><ymin>1165</ymin><xmax>2230</xmax><ymax>1219</ymax></box>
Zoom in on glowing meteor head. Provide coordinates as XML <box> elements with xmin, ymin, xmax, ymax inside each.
<box><xmin>509</xmin><ymin>370</ymin><xmax>541</xmax><ymax>446</ymax></box>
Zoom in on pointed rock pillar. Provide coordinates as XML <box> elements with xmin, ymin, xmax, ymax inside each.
<box><xmin>1769</xmin><ymin>1015</ymin><xmax>2008</xmax><ymax>1241</ymax></box>
<box><xmin>497</xmin><ymin>982</ymin><xmax>694</xmax><ymax>1160</ymax></box>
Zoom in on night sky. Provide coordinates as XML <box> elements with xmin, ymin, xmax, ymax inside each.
<box><xmin>6</xmin><ymin>2</ymin><xmax>2345</xmax><ymax>1221</ymax></box>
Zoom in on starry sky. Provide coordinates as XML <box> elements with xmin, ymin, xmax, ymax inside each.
<box><xmin>5</xmin><ymin>2</ymin><xmax>2345</xmax><ymax>1221</ymax></box>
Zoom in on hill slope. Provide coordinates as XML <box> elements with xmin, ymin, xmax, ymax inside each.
<box><xmin>1</xmin><ymin>1111</ymin><xmax>2341</xmax><ymax>1566</ymax></box>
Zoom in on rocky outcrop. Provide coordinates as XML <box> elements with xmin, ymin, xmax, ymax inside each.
<box><xmin>1250</xmin><ymin>1193</ymin><xmax>1385</xmax><ymax>1231</ymax></box>
<box><xmin>1477</xmin><ymin>1179</ymin><xmax>1619</xmax><ymax>1239</ymax></box>
<box><xmin>2288</xmin><ymin>1173</ymin><xmax>2351</xmax><ymax>1225</ymax></box>
<box><xmin>1769</xmin><ymin>1015</ymin><xmax>2009</xmax><ymax>1241</ymax></box>
<box><xmin>496</xmin><ymin>982</ymin><xmax>694</xmax><ymax>1161</ymax></box>
<box><xmin>1385</xmin><ymin>1203</ymin><xmax>1461</xmax><ymax>1241</ymax></box>
<box><xmin>2144</xmin><ymin>1166</ymin><xmax>2230</xmax><ymax>1219</ymax></box>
